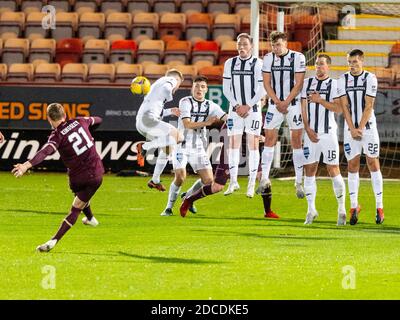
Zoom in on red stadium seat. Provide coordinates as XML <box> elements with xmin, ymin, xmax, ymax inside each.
<box><xmin>110</xmin><ymin>40</ymin><xmax>137</xmax><ymax>65</ymax></box>
<box><xmin>191</xmin><ymin>40</ymin><xmax>219</xmax><ymax>64</ymax></box>
<box><xmin>55</xmin><ymin>38</ymin><xmax>84</xmax><ymax>68</ymax></box>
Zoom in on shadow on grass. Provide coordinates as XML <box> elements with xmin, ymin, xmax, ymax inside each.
<box><xmin>190</xmin><ymin>229</ymin><xmax>336</xmax><ymax>241</ymax></box>
<box><xmin>117</xmin><ymin>251</ymin><xmax>227</xmax><ymax>265</ymax></box>
<box><xmin>0</xmin><ymin>209</ymin><xmax>113</xmax><ymax>216</ymax></box>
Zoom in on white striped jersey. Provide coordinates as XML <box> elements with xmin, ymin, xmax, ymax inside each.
<box><xmin>178</xmin><ymin>96</ymin><xmax>226</xmax><ymax>149</ymax></box>
<box><xmin>301</xmin><ymin>77</ymin><xmax>338</xmax><ymax>134</ymax></box>
<box><xmin>337</xmin><ymin>70</ymin><xmax>378</xmax><ymax>130</ymax></box>
<box><xmin>137</xmin><ymin>76</ymin><xmax>177</xmax><ymax>120</ymax></box>
<box><xmin>223</xmin><ymin>55</ymin><xmax>264</xmax><ymax>112</ymax></box>
<box><xmin>262</xmin><ymin>49</ymin><xmax>306</xmax><ymax>105</ymax></box>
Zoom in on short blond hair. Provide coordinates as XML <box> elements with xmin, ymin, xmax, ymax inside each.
<box><xmin>236</xmin><ymin>33</ymin><xmax>253</xmax><ymax>44</ymax></box>
<box><xmin>47</xmin><ymin>103</ymin><xmax>66</xmax><ymax>121</ymax></box>
<box><xmin>166</xmin><ymin>68</ymin><xmax>184</xmax><ymax>82</ymax></box>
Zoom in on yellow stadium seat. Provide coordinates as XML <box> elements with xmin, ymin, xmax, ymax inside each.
<box><xmin>79</xmin><ymin>12</ymin><xmax>105</xmax><ymax>43</ymax></box>
<box><xmin>7</xmin><ymin>63</ymin><xmax>34</xmax><ymax>82</ymax></box>
<box><xmin>61</xmin><ymin>63</ymin><xmax>88</xmax><ymax>83</ymax></box>
<box><xmin>34</xmin><ymin>63</ymin><xmax>61</xmax><ymax>82</ymax></box>
<box><xmin>143</xmin><ymin>63</ymin><xmax>169</xmax><ymax>83</ymax></box>
<box><xmin>136</xmin><ymin>39</ymin><xmax>165</xmax><ymax>64</ymax></box>
<box><xmin>29</xmin><ymin>38</ymin><xmax>56</xmax><ymax>65</ymax></box>
<box><xmin>105</xmin><ymin>12</ymin><xmax>132</xmax><ymax>42</ymax></box>
<box><xmin>0</xmin><ymin>11</ymin><xmax>25</xmax><ymax>40</ymax></box>
<box><xmin>82</xmin><ymin>39</ymin><xmax>110</xmax><ymax>65</ymax></box>
<box><xmin>88</xmin><ymin>63</ymin><xmax>115</xmax><ymax>83</ymax></box>
<box><xmin>115</xmin><ymin>63</ymin><xmax>143</xmax><ymax>84</ymax></box>
<box><xmin>2</xmin><ymin>38</ymin><xmax>30</xmax><ymax>66</ymax></box>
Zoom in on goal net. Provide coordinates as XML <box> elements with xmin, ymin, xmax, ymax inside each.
<box><xmin>254</xmin><ymin>0</ymin><xmax>400</xmax><ymax>179</ymax></box>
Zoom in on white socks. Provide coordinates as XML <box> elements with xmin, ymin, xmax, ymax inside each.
<box><xmin>228</xmin><ymin>148</ymin><xmax>240</xmax><ymax>184</ymax></box>
<box><xmin>371</xmin><ymin>170</ymin><xmax>383</xmax><ymax>209</ymax></box>
<box><xmin>166</xmin><ymin>182</ymin><xmax>181</xmax><ymax>210</ymax></box>
<box><xmin>304</xmin><ymin>176</ymin><xmax>316</xmax><ymax>212</ymax></box>
<box><xmin>261</xmin><ymin>146</ymin><xmax>274</xmax><ymax>181</ymax></box>
<box><xmin>152</xmin><ymin>149</ymin><xmax>168</xmax><ymax>184</ymax></box>
<box><xmin>348</xmin><ymin>172</ymin><xmax>359</xmax><ymax>209</ymax></box>
<box><xmin>185</xmin><ymin>179</ymin><xmax>203</xmax><ymax>198</ymax></box>
<box><xmin>292</xmin><ymin>148</ymin><xmax>304</xmax><ymax>185</ymax></box>
<box><xmin>248</xmin><ymin>149</ymin><xmax>260</xmax><ymax>185</ymax></box>
<box><xmin>332</xmin><ymin>174</ymin><xmax>346</xmax><ymax>213</ymax></box>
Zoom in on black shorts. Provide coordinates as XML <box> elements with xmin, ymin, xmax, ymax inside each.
<box><xmin>214</xmin><ymin>164</ymin><xmax>229</xmax><ymax>186</ymax></box>
<box><xmin>69</xmin><ymin>175</ymin><xmax>103</xmax><ymax>203</ymax></box>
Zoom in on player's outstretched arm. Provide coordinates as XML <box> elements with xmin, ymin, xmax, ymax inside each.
<box><xmin>12</xmin><ymin>144</ymin><xmax>57</xmax><ymax>178</ymax></box>
<box><xmin>182</xmin><ymin>117</ymin><xmax>218</xmax><ymax>130</ymax></box>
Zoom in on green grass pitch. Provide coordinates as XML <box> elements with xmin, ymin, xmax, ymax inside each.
<box><xmin>1</xmin><ymin>171</ymin><xmax>399</xmax><ymax>299</ymax></box>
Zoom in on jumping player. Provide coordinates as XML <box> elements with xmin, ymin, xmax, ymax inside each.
<box><xmin>136</xmin><ymin>69</ymin><xmax>184</xmax><ymax>166</ymax></box>
<box><xmin>12</xmin><ymin>103</ymin><xmax>104</xmax><ymax>252</ymax></box>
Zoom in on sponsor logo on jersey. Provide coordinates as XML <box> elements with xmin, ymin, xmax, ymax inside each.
<box><xmin>227</xmin><ymin>118</ymin><xmax>234</xmax><ymax>130</ymax></box>
<box><xmin>176</xmin><ymin>152</ymin><xmax>183</xmax><ymax>162</ymax></box>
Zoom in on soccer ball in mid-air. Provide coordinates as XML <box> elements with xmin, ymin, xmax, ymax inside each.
<box><xmin>130</xmin><ymin>76</ymin><xmax>151</xmax><ymax>95</ymax></box>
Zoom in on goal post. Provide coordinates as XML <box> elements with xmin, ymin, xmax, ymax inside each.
<box><xmin>250</xmin><ymin>0</ymin><xmax>400</xmax><ymax>179</ymax></box>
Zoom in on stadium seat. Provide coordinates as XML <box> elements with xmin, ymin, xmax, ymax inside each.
<box><xmin>164</xmin><ymin>40</ymin><xmax>191</xmax><ymax>65</ymax></box>
<box><xmin>126</xmin><ymin>0</ymin><xmax>151</xmax><ymax>15</ymax></box>
<box><xmin>75</xmin><ymin>0</ymin><xmax>98</xmax><ymax>15</ymax></box>
<box><xmin>88</xmin><ymin>63</ymin><xmax>115</xmax><ymax>83</ymax></box>
<box><xmin>100</xmin><ymin>0</ymin><xmax>126</xmax><ymax>15</ymax></box>
<box><xmin>370</xmin><ymin>67</ymin><xmax>394</xmax><ymax>87</ymax></box>
<box><xmin>25</xmin><ymin>12</ymin><xmax>48</xmax><ymax>41</ymax></box>
<box><xmin>293</xmin><ymin>14</ymin><xmax>316</xmax><ymax>50</ymax></box>
<box><xmin>0</xmin><ymin>38</ymin><xmax>2</xmax><ymax>55</ymax></box>
<box><xmin>61</xmin><ymin>62</ymin><xmax>88</xmax><ymax>82</ymax></box>
<box><xmin>207</xmin><ymin>0</ymin><xmax>231</xmax><ymax>16</ymax></box>
<box><xmin>191</xmin><ymin>40</ymin><xmax>219</xmax><ymax>64</ymax></box>
<box><xmin>110</xmin><ymin>39</ymin><xmax>137</xmax><ymax>65</ymax></box>
<box><xmin>212</xmin><ymin>14</ymin><xmax>240</xmax><ymax>42</ymax></box>
<box><xmin>389</xmin><ymin>42</ymin><xmax>400</xmax><ymax>66</ymax></box>
<box><xmin>114</xmin><ymin>63</ymin><xmax>143</xmax><ymax>83</ymax></box>
<box><xmin>235</xmin><ymin>6</ymin><xmax>250</xmax><ymax>17</ymax></box>
<box><xmin>161</xmin><ymin>34</ymin><xmax>178</xmax><ymax>44</ymax></box>
<box><xmin>259</xmin><ymin>41</ymin><xmax>271</xmax><ymax>56</ymax></box>
<box><xmin>78</xmin><ymin>12</ymin><xmax>105</xmax><ymax>44</ymax></box>
<box><xmin>52</xmin><ymin>12</ymin><xmax>79</xmax><ymax>41</ymax></box>
<box><xmin>104</xmin><ymin>12</ymin><xmax>132</xmax><ymax>42</ymax></box>
<box><xmin>21</xmin><ymin>0</ymin><xmax>42</xmax><ymax>14</ymax></box>
<box><xmin>193</xmin><ymin>59</ymin><xmax>213</xmax><ymax>70</ymax></box>
<box><xmin>34</xmin><ymin>63</ymin><xmax>61</xmax><ymax>82</ymax></box>
<box><xmin>47</xmin><ymin>0</ymin><xmax>71</xmax><ymax>12</ymax></box>
<box><xmin>319</xmin><ymin>5</ymin><xmax>339</xmax><ymax>23</ymax></box>
<box><xmin>132</xmin><ymin>12</ymin><xmax>159</xmax><ymax>42</ymax></box>
<box><xmin>153</xmin><ymin>0</ymin><xmax>177</xmax><ymax>14</ymax></box>
<box><xmin>6</xmin><ymin>63</ymin><xmax>34</xmax><ymax>82</ymax></box>
<box><xmin>180</xmin><ymin>0</ymin><xmax>205</xmax><ymax>14</ymax></box>
<box><xmin>55</xmin><ymin>38</ymin><xmax>83</xmax><ymax>68</ymax></box>
<box><xmin>136</xmin><ymin>39</ymin><xmax>165</xmax><ymax>64</ymax></box>
<box><xmin>29</xmin><ymin>38</ymin><xmax>56</xmax><ymax>65</ymax></box>
<box><xmin>166</xmin><ymin>59</ymin><xmax>185</xmax><ymax>66</ymax></box>
<box><xmin>0</xmin><ymin>11</ymin><xmax>25</xmax><ymax>40</ymax></box>
<box><xmin>240</xmin><ymin>12</ymin><xmax>250</xmax><ymax>34</ymax></box>
<box><xmin>0</xmin><ymin>63</ymin><xmax>7</xmax><ymax>80</ymax></box>
<box><xmin>2</xmin><ymin>38</ymin><xmax>29</xmax><ymax>66</ymax></box>
<box><xmin>219</xmin><ymin>40</ymin><xmax>237</xmax><ymax>65</ymax></box>
<box><xmin>143</xmin><ymin>63</ymin><xmax>169</xmax><ymax>83</ymax></box>
<box><xmin>186</xmin><ymin>13</ymin><xmax>212</xmax><ymax>44</ymax></box>
<box><xmin>158</xmin><ymin>13</ymin><xmax>186</xmax><ymax>40</ymax></box>
<box><xmin>235</xmin><ymin>0</ymin><xmax>250</xmax><ymax>12</ymax></box>
<box><xmin>198</xmin><ymin>65</ymin><xmax>223</xmax><ymax>84</ymax></box>
<box><xmin>287</xmin><ymin>41</ymin><xmax>303</xmax><ymax>52</ymax></box>
<box><xmin>82</xmin><ymin>39</ymin><xmax>110</xmax><ymax>65</ymax></box>
<box><xmin>0</xmin><ymin>0</ymin><xmax>18</xmax><ymax>14</ymax></box>
<box><xmin>172</xmin><ymin>64</ymin><xmax>197</xmax><ymax>87</ymax></box>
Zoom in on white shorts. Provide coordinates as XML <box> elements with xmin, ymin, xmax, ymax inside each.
<box><xmin>303</xmin><ymin>133</ymin><xmax>339</xmax><ymax>165</ymax></box>
<box><xmin>172</xmin><ymin>145</ymin><xmax>212</xmax><ymax>173</ymax></box>
<box><xmin>136</xmin><ymin>115</ymin><xmax>175</xmax><ymax>141</ymax></box>
<box><xmin>263</xmin><ymin>102</ymin><xmax>304</xmax><ymax>130</ymax></box>
<box><xmin>343</xmin><ymin>127</ymin><xmax>380</xmax><ymax>160</ymax></box>
<box><xmin>226</xmin><ymin>110</ymin><xmax>262</xmax><ymax>136</ymax></box>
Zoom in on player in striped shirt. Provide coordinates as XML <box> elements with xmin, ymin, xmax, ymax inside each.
<box><xmin>337</xmin><ymin>49</ymin><xmax>384</xmax><ymax>225</ymax></box>
<box><xmin>222</xmin><ymin>33</ymin><xmax>266</xmax><ymax>198</ymax></box>
<box><xmin>260</xmin><ymin>31</ymin><xmax>306</xmax><ymax>200</ymax></box>
<box><xmin>300</xmin><ymin>54</ymin><xmax>346</xmax><ymax>225</ymax></box>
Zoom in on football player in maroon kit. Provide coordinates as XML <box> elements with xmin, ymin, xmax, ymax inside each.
<box><xmin>12</xmin><ymin>103</ymin><xmax>104</xmax><ymax>252</ymax></box>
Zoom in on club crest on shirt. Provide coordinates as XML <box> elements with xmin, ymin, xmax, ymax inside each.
<box><xmin>288</xmin><ymin>57</ymin><xmax>294</xmax><ymax>63</ymax></box>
